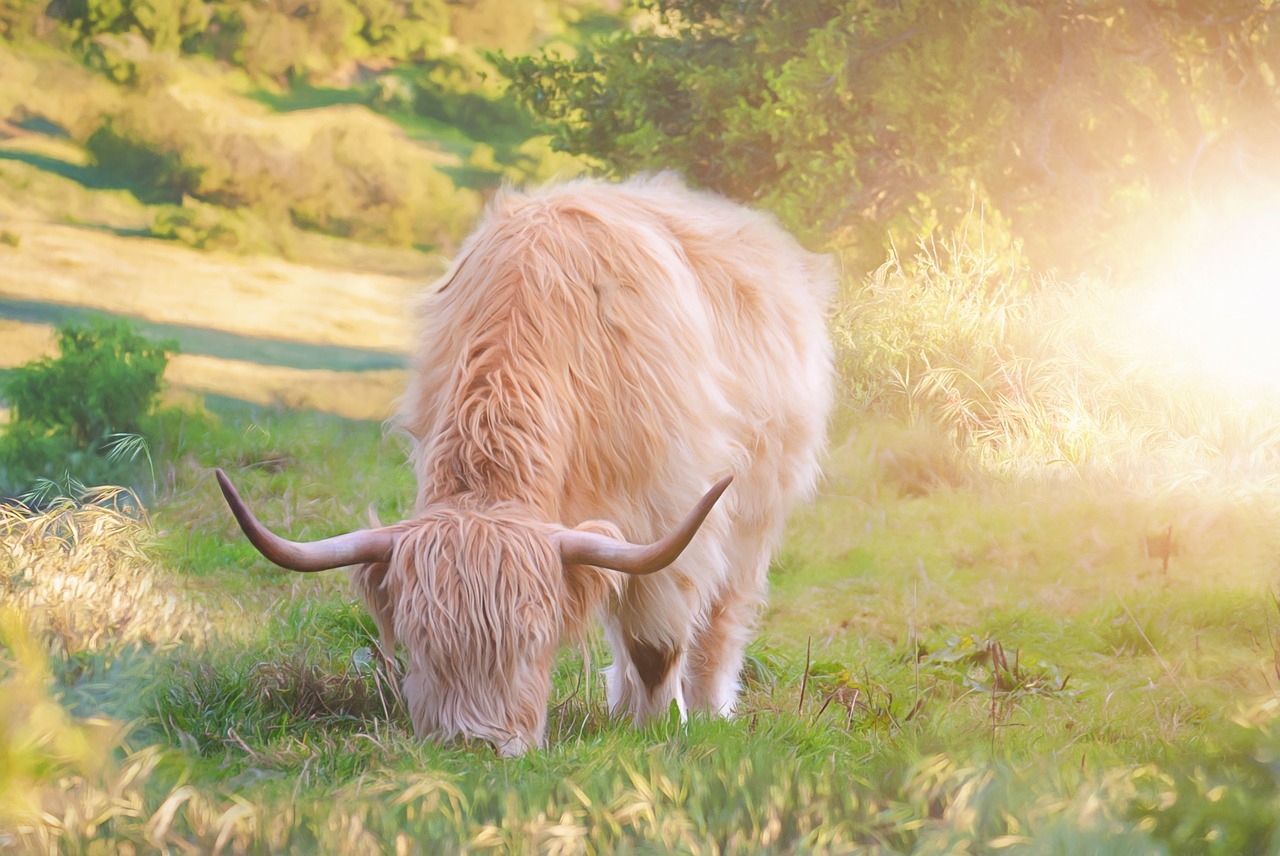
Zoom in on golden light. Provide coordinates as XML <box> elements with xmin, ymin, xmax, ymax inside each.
<box><xmin>1132</xmin><ymin>195</ymin><xmax>1280</xmax><ymax>399</ymax></box>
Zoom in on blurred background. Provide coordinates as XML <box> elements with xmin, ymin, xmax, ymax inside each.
<box><xmin>1</xmin><ymin>0</ymin><xmax>1278</xmax><ymax>501</ymax></box>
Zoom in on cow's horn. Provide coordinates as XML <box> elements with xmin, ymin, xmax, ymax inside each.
<box><xmin>552</xmin><ymin>475</ymin><xmax>732</xmax><ymax>576</ymax></box>
<box><xmin>215</xmin><ymin>468</ymin><xmax>397</xmax><ymax>572</ymax></box>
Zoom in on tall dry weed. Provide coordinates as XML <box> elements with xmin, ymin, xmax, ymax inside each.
<box><xmin>1</xmin><ymin>488</ymin><xmax>208</xmax><ymax>656</ymax></box>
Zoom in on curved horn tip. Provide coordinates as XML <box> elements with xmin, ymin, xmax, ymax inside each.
<box><xmin>554</xmin><ymin>473</ymin><xmax>736</xmax><ymax>576</ymax></box>
<box><xmin>214</xmin><ymin>467</ymin><xmax>238</xmax><ymax>500</ymax></box>
<box><xmin>213</xmin><ymin>465</ymin><xmax>398</xmax><ymax>573</ymax></box>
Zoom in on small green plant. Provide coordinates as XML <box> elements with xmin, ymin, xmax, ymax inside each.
<box><xmin>915</xmin><ymin>633</ymin><xmax>1073</xmax><ymax>699</ymax></box>
<box><xmin>0</xmin><ymin>320</ymin><xmax>176</xmax><ymax>498</ymax></box>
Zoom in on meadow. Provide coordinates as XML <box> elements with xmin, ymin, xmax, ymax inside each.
<box><xmin>4</xmin><ymin>2</ymin><xmax>1280</xmax><ymax>852</ymax></box>
<box><xmin>6</xmin><ymin>237</ymin><xmax>1280</xmax><ymax>851</ymax></box>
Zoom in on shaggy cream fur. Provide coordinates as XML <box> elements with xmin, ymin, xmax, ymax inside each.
<box><xmin>352</xmin><ymin>174</ymin><xmax>834</xmax><ymax>754</ymax></box>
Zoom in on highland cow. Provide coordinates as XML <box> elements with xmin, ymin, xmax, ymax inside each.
<box><xmin>217</xmin><ymin>174</ymin><xmax>834</xmax><ymax>755</ymax></box>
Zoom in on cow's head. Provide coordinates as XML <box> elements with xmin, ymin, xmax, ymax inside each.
<box><xmin>214</xmin><ymin>469</ymin><xmax>730</xmax><ymax>755</ymax></box>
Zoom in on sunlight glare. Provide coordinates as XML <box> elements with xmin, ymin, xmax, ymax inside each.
<box><xmin>1134</xmin><ymin>196</ymin><xmax>1280</xmax><ymax>398</ymax></box>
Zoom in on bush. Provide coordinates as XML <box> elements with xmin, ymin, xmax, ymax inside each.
<box><xmin>411</xmin><ymin>56</ymin><xmax>537</xmax><ymax>154</ymax></box>
<box><xmin>86</xmin><ymin>112</ymin><xmax>202</xmax><ymax>201</ymax></box>
<box><xmin>290</xmin><ymin>118</ymin><xmax>481</xmax><ymax>246</ymax></box>
<box><xmin>0</xmin><ymin>320</ymin><xmax>176</xmax><ymax>497</ymax></box>
<box><xmin>54</xmin><ymin>0</ymin><xmax>210</xmax><ymax>52</ymax></box>
<box><xmin>87</xmin><ymin>79</ymin><xmax>482</xmax><ymax>248</ymax></box>
<box><xmin>148</xmin><ymin>196</ymin><xmax>276</xmax><ymax>252</ymax></box>
<box><xmin>48</xmin><ymin>0</ymin><xmax>453</xmax><ymax>81</ymax></box>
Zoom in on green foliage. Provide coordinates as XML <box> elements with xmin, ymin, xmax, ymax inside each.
<box><xmin>85</xmin><ymin>78</ymin><xmax>482</xmax><ymax>247</ymax></box>
<box><xmin>0</xmin><ymin>0</ymin><xmax>50</xmax><ymax>40</ymax></box>
<box><xmin>410</xmin><ymin>56</ymin><xmax>539</xmax><ymax>157</ymax></box>
<box><xmin>46</xmin><ymin>0</ymin><xmax>442</xmax><ymax>79</ymax></box>
<box><xmin>148</xmin><ymin>197</ymin><xmax>262</xmax><ymax>251</ymax></box>
<box><xmin>914</xmin><ymin>634</ymin><xmax>1072</xmax><ymax>699</ymax></box>
<box><xmin>56</xmin><ymin>0</ymin><xmax>210</xmax><ymax>52</ymax></box>
<box><xmin>356</xmin><ymin>0</ymin><xmax>448</xmax><ymax>60</ymax></box>
<box><xmin>0</xmin><ymin>320</ymin><xmax>175</xmax><ymax>495</ymax></box>
<box><xmin>502</xmin><ymin>0</ymin><xmax>1280</xmax><ymax>271</ymax></box>
<box><xmin>40</xmin><ymin>0</ymin><xmax>574</xmax><ymax>82</ymax></box>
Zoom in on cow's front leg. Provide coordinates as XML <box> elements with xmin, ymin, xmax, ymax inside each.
<box><xmin>603</xmin><ymin>574</ymin><xmax>694</xmax><ymax>724</ymax></box>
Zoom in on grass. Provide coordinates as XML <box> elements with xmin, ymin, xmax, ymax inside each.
<box><xmin>1</xmin><ymin>163</ymin><xmax>1278</xmax><ymax>852</ymax></box>
<box><xmin>2</xmin><ymin>391</ymin><xmax>1279</xmax><ymax>851</ymax></box>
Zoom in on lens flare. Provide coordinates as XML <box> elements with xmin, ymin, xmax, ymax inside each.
<box><xmin>1133</xmin><ymin>197</ymin><xmax>1280</xmax><ymax>398</ymax></box>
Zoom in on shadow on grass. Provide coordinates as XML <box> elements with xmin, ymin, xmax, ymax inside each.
<box><xmin>249</xmin><ymin>83</ymin><xmax>372</xmax><ymax>113</ymax></box>
<box><xmin>0</xmin><ymin>147</ymin><xmax>169</xmax><ymax>207</ymax></box>
<box><xmin>58</xmin><ymin>220</ymin><xmax>153</xmax><ymax>238</ymax></box>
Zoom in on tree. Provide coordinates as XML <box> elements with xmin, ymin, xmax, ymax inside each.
<box><xmin>500</xmin><ymin>0</ymin><xmax>1280</xmax><ymax>271</ymax></box>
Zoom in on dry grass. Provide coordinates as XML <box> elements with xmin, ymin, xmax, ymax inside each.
<box><xmin>0</xmin><ymin>321</ymin><xmax>403</xmax><ymax>420</ymax></box>
<box><xmin>0</xmin><ymin>219</ymin><xmax>422</xmax><ymax>351</ymax></box>
<box><xmin>0</xmin><ymin>488</ymin><xmax>210</xmax><ymax>654</ymax></box>
<box><xmin>0</xmin><ymin>42</ymin><xmax>121</xmax><ymax>141</ymax></box>
<box><xmin>832</xmin><ymin>232</ymin><xmax>1280</xmax><ymax>499</ymax></box>
<box><xmin>0</xmin><ymin>319</ymin><xmax>55</xmax><ymax>369</ymax></box>
<box><xmin>0</xmin><ymin>492</ymin><xmax>217</xmax><ymax>850</ymax></box>
<box><xmin>167</xmin><ymin>355</ymin><xmax>405</xmax><ymax>421</ymax></box>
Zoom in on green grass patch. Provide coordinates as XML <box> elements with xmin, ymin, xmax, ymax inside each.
<box><xmin>3</xmin><ymin>396</ymin><xmax>1280</xmax><ymax>849</ymax></box>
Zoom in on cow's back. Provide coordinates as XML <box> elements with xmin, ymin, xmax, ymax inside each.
<box><xmin>399</xmin><ymin>176</ymin><xmax>833</xmax><ymax>548</ymax></box>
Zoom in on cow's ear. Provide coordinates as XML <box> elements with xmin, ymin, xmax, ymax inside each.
<box><xmin>557</xmin><ymin>521</ymin><xmax>625</xmax><ymax>632</ymax></box>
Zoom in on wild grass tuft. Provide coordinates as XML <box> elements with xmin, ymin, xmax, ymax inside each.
<box><xmin>1</xmin><ymin>489</ymin><xmax>209</xmax><ymax>657</ymax></box>
<box><xmin>833</xmin><ymin>228</ymin><xmax>1280</xmax><ymax>498</ymax></box>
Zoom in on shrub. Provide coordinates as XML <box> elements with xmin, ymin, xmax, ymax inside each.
<box><xmin>411</xmin><ymin>56</ymin><xmax>537</xmax><ymax>153</ymax></box>
<box><xmin>86</xmin><ymin>111</ymin><xmax>202</xmax><ymax>201</ymax></box>
<box><xmin>87</xmin><ymin>79</ymin><xmax>482</xmax><ymax>248</ymax></box>
<box><xmin>0</xmin><ymin>320</ymin><xmax>176</xmax><ymax>497</ymax></box>
<box><xmin>148</xmin><ymin>196</ymin><xmax>272</xmax><ymax>252</ymax></box>
<box><xmin>54</xmin><ymin>0</ymin><xmax>210</xmax><ymax>52</ymax></box>
<box><xmin>290</xmin><ymin>118</ymin><xmax>481</xmax><ymax>246</ymax></box>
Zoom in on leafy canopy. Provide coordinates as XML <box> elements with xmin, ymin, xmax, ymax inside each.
<box><xmin>500</xmin><ymin>0</ymin><xmax>1280</xmax><ymax>271</ymax></box>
